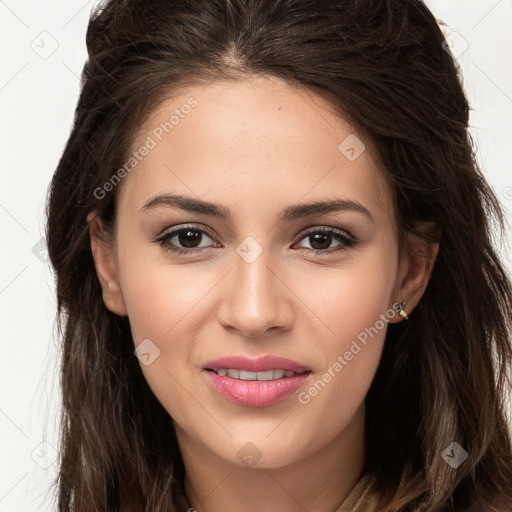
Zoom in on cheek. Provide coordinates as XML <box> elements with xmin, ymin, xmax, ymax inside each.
<box><xmin>118</xmin><ymin>254</ymin><xmax>210</xmax><ymax>416</ymax></box>
<box><xmin>118</xmin><ymin>247</ymin><xmax>212</xmax><ymax>345</ymax></box>
<box><xmin>296</xmin><ymin>246</ymin><xmax>396</xmax><ymax>349</ymax></box>
<box><xmin>294</xmin><ymin>247</ymin><xmax>396</xmax><ymax>411</ymax></box>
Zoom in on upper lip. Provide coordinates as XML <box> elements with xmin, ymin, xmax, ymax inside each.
<box><xmin>203</xmin><ymin>355</ymin><xmax>311</xmax><ymax>373</ymax></box>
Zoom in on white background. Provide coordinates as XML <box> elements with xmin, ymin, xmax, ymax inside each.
<box><xmin>1</xmin><ymin>1</ymin><xmax>511</xmax><ymax>510</ymax></box>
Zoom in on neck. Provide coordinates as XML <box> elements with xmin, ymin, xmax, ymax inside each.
<box><xmin>177</xmin><ymin>403</ymin><xmax>366</xmax><ymax>512</ymax></box>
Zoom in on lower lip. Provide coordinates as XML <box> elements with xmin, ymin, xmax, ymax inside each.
<box><xmin>202</xmin><ymin>370</ymin><xmax>312</xmax><ymax>407</ymax></box>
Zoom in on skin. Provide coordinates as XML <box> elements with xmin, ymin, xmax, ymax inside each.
<box><xmin>87</xmin><ymin>75</ymin><xmax>438</xmax><ymax>512</ymax></box>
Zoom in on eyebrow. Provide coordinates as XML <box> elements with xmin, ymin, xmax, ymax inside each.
<box><xmin>140</xmin><ymin>193</ymin><xmax>374</xmax><ymax>224</ymax></box>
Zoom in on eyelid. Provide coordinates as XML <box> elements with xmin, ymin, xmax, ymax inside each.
<box><xmin>156</xmin><ymin>223</ymin><xmax>218</xmax><ymax>241</ymax></box>
<box><xmin>155</xmin><ymin>223</ymin><xmax>355</xmax><ymax>241</ymax></box>
<box><xmin>153</xmin><ymin>223</ymin><xmax>358</xmax><ymax>255</ymax></box>
<box><xmin>294</xmin><ymin>225</ymin><xmax>355</xmax><ymax>242</ymax></box>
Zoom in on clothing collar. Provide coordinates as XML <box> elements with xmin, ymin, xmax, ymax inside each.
<box><xmin>174</xmin><ymin>472</ymin><xmax>379</xmax><ymax>512</ymax></box>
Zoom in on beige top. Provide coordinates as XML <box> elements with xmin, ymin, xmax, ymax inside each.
<box><xmin>334</xmin><ymin>473</ymin><xmax>379</xmax><ymax>512</ymax></box>
<box><xmin>173</xmin><ymin>472</ymin><xmax>379</xmax><ymax>512</ymax></box>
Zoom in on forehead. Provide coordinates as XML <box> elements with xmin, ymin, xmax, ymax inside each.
<box><xmin>119</xmin><ymin>76</ymin><xmax>394</xmax><ymax>224</ymax></box>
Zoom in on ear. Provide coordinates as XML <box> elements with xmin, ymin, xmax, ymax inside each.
<box><xmin>86</xmin><ymin>211</ymin><xmax>128</xmax><ymax>316</ymax></box>
<box><xmin>389</xmin><ymin>224</ymin><xmax>440</xmax><ymax>324</ymax></box>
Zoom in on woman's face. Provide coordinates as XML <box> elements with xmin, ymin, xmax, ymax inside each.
<box><xmin>90</xmin><ymin>76</ymin><xmax>421</xmax><ymax>469</ymax></box>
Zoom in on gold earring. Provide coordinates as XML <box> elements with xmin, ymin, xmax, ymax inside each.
<box><xmin>396</xmin><ymin>301</ymin><xmax>409</xmax><ymax>321</ymax></box>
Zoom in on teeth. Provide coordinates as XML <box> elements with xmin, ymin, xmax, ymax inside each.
<box><xmin>240</xmin><ymin>370</ymin><xmax>258</xmax><ymax>380</ymax></box>
<box><xmin>256</xmin><ymin>370</ymin><xmax>283</xmax><ymax>380</ymax></box>
<box><xmin>215</xmin><ymin>368</ymin><xmax>304</xmax><ymax>380</ymax></box>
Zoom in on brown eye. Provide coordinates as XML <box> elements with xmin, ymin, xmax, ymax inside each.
<box><xmin>154</xmin><ymin>225</ymin><xmax>218</xmax><ymax>255</ymax></box>
<box><xmin>153</xmin><ymin>225</ymin><xmax>357</xmax><ymax>257</ymax></box>
<box><xmin>294</xmin><ymin>227</ymin><xmax>357</xmax><ymax>254</ymax></box>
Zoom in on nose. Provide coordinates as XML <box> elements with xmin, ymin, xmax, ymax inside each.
<box><xmin>216</xmin><ymin>249</ymin><xmax>295</xmax><ymax>338</ymax></box>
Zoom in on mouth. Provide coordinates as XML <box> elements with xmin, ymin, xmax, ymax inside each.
<box><xmin>201</xmin><ymin>355</ymin><xmax>313</xmax><ymax>406</ymax></box>
<box><xmin>202</xmin><ymin>367</ymin><xmax>313</xmax><ymax>407</ymax></box>
<box><xmin>204</xmin><ymin>368</ymin><xmax>312</xmax><ymax>381</ymax></box>
<box><xmin>203</xmin><ymin>354</ymin><xmax>311</xmax><ymax>375</ymax></box>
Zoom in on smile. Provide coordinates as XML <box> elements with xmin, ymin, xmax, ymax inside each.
<box><xmin>210</xmin><ymin>368</ymin><xmax>310</xmax><ymax>380</ymax></box>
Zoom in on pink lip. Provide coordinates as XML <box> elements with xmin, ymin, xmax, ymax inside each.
<box><xmin>202</xmin><ymin>370</ymin><xmax>312</xmax><ymax>407</ymax></box>
<box><xmin>203</xmin><ymin>354</ymin><xmax>310</xmax><ymax>373</ymax></box>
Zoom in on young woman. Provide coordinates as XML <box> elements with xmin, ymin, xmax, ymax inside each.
<box><xmin>45</xmin><ymin>0</ymin><xmax>512</xmax><ymax>510</ymax></box>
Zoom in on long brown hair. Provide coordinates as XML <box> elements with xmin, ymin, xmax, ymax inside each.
<box><xmin>45</xmin><ymin>0</ymin><xmax>512</xmax><ymax>510</ymax></box>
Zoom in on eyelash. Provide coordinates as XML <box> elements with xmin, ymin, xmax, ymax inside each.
<box><xmin>153</xmin><ymin>224</ymin><xmax>358</xmax><ymax>256</ymax></box>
